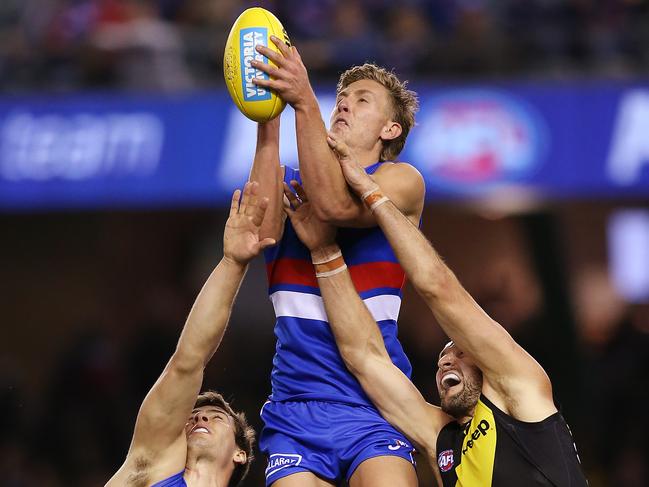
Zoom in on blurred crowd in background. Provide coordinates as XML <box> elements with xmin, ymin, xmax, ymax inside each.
<box><xmin>1</xmin><ymin>1</ymin><xmax>649</xmax><ymax>487</ymax></box>
<box><xmin>2</xmin><ymin>207</ymin><xmax>648</xmax><ymax>486</ymax></box>
<box><xmin>2</xmin><ymin>0</ymin><xmax>649</xmax><ymax>93</ymax></box>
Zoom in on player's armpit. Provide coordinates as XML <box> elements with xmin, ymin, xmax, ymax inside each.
<box><xmin>429</xmin><ymin>280</ymin><xmax>556</xmax><ymax>420</ymax></box>
<box><xmin>129</xmin><ymin>359</ymin><xmax>203</xmax><ymax>451</ymax></box>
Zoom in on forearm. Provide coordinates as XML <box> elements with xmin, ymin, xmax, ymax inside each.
<box><xmin>295</xmin><ymin>102</ymin><xmax>360</xmax><ymax>220</ymax></box>
<box><xmin>313</xmin><ymin>245</ymin><xmax>447</xmax><ymax>453</ymax></box>
<box><xmin>372</xmin><ymin>200</ymin><xmax>451</xmax><ymax>296</ymax></box>
<box><xmin>249</xmin><ymin>122</ymin><xmax>284</xmax><ymax>241</ymax></box>
<box><xmin>311</xmin><ymin>244</ymin><xmax>386</xmax><ymax>370</ymax></box>
<box><xmin>173</xmin><ymin>257</ymin><xmax>247</xmax><ymax>371</ymax></box>
<box><xmin>371</xmin><ymin>199</ymin><xmax>510</xmax><ymax>364</ymax></box>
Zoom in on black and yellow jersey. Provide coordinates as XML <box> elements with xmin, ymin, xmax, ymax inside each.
<box><xmin>436</xmin><ymin>395</ymin><xmax>587</xmax><ymax>486</ymax></box>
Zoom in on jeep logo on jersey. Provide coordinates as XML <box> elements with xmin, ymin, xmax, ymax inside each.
<box><xmin>438</xmin><ymin>449</ymin><xmax>454</xmax><ymax>472</ymax></box>
<box><xmin>462</xmin><ymin>419</ymin><xmax>491</xmax><ymax>455</ymax></box>
<box><xmin>265</xmin><ymin>453</ymin><xmax>302</xmax><ymax>477</ymax></box>
<box><xmin>410</xmin><ymin>91</ymin><xmax>547</xmax><ymax>190</ymax></box>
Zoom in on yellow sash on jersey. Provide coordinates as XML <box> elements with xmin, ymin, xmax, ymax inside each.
<box><xmin>455</xmin><ymin>399</ymin><xmax>497</xmax><ymax>486</ymax></box>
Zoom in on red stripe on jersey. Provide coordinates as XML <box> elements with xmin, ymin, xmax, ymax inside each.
<box><xmin>267</xmin><ymin>258</ymin><xmax>405</xmax><ymax>292</ymax></box>
<box><xmin>267</xmin><ymin>258</ymin><xmax>317</xmax><ymax>288</ymax></box>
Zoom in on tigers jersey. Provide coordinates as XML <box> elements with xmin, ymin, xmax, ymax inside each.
<box><xmin>436</xmin><ymin>395</ymin><xmax>588</xmax><ymax>486</ymax></box>
<box><xmin>263</xmin><ymin>162</ymin><xmax>412</xmax><ymax>405</ymax></box>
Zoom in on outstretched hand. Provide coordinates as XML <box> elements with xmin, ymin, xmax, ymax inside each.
<box><xmin>251</xmin><ymin>36</ymin><xmax>314</xmax><ymax>110</ymax></box>
<box><xmin>283</xmin><ymin>181</ymin><xmax>336</xmax><ymax>251</ymax></box>
<box><xmin>223</xmin><ymin>181</ymin><xmax>276</xmax><ymax>265</ymax></box>
<box><xmin>327</xmin><ymin>131</ymin><xmax>378</xmax><ymax>196</ymax></box>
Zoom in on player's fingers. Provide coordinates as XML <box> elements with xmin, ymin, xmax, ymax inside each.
<box><xmin>239</xmin><ymin>181</ymin><xmax>254</xmax><ymax>214</ymax></box>
<box><xmin>258</xmin><ymin>237</ymin><xmax>277</xmax><ymax>250</ymax></box>
<box><xmin>283</xmin><ymin>182</ymin><xmax>301</xmax><ymax>208</ymax></box>
<box><xmin>291</xmin><ymin>181</ymin><xmax>308</xmax><ymax>202</ymax></box>
<box><xmin>270</xmin><ymin>35</ymin><xmax>291</xmax><ymax>57</ymax></box>
<box><xmin>328</xmin><ymin>133</ymin><xmax>350</xmax><ymax>156</ymax></box>
<box><xmin>255</xmin><ymin>44</ymin><xmax>285</xmax><ymax>65</ymax></box>
<box><xmin>251</xmin><ymin>60</ymin><xmax>282</xmax><ymax>79</ymax></box>
<box><xmin>242</xmin><ymin>191</ymin><xmax>259</xmax><ymax>217</ymax></box>
<box><xmin>251</xmin><ymin>77</ymin><xmax>278</xmax><ymax>89</ymax></box>
<box><xmin>230</xmin><ymin>189</ymin><xmax>242</xmax><ymax>216</ymax></box>
<box><xmin>251</xmin><ymin>196</ymin><xmax>268</xmax><ymax>226</ymax></box>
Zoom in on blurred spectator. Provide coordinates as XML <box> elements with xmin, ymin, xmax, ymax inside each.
<box><xmin>2</xmin><ymin>0</ymin><xmax>649</xmax><ymax>91</ymax></box>
<box><xmin>89</xmin><ymin>0</ymin><xmax>194</xmax><ymax>91</ymax></box>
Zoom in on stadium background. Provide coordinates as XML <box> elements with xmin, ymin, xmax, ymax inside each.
<box><xmin>1</xmin><ymin>0</ymin><xmax>648</xmax><ymax>486</ymax></box>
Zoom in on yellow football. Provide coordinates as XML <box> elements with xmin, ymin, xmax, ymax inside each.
<box><xmin>223</xmin><ymin>7</ymin><xmax>290</xmax><ymax>123</ymax></box>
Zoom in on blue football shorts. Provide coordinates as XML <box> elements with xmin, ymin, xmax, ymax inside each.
<box><xmin>259</xmin><ymin>400</ymin><xmax>416</xmax><ymax>485</ymax></box>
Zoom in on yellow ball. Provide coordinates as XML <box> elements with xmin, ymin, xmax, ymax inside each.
<box><xmin>223</xmin><ymin>7</ymin><xmax>290</xmax><ymax>123</ymax></box>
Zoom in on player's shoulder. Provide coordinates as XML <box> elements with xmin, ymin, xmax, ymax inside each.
<box><xmin>375</xmin><ymin>161</ymin><xmax>423</xmax><ymax>181</ymax></box>
<box><xmin>375</xmin><ymin>161</ymin><xmax>425</xmax><ymax>199</ymax></box>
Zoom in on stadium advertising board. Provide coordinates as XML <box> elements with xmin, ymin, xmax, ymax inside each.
<box><xmin>1</xmin><ymin>85</ymin><xmax>648</xmax><ymax>210</ymax></box>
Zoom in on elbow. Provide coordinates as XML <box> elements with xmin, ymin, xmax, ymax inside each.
<box><xmin>339</xmin><ymin>345</ymin><xmax>367</xmax><ymax>377</ymax></box>
<box><xmin>168</xmin><ymin>351</ymin><xmax>203</xmax><ymax>377</ymax></box>
<box><xmin>313</xmin><ymin>200</ymin><xmax>356</xmax><ymax>225</ymax></box>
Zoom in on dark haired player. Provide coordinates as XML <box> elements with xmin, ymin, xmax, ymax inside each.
<box><xmin>282</xmin><ymin>134</ymin><xmax>588</xmax><ymax>487</ymax></box>
<box><xmin>106</xmin><ymin>182</ymin><xmax>274</xmax><ymax>487</ymax></box>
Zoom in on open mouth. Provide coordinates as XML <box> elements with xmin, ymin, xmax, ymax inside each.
<box><xmin>191</xmin><ymin>426</ymin><xmax>210</xmax><ymax>435</ymax></box>
<box><xmin>441</xmin><ymin>372</ymin><xmax>461</xmax><ymax>389</ymax></box>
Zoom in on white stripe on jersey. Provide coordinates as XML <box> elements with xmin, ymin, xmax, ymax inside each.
<box><xmin>270</xmin><ymin>290</ymin><xmax>402</xmax><ymax>323</ymax></box>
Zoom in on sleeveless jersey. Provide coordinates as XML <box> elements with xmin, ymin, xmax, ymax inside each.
<box><xmin>263</xmin><ymin>163</ymin><xmax>412</xmax><ymax>405</ymax></box>
<box><xmin>151</xmin><ymin>471</ymin><xmax>186</xmax><ymax>487</ymax></box>
<box><xmin>436</xmin><ymin>395</ymin><xmax>588</xmax><ymax>486</ymax></box>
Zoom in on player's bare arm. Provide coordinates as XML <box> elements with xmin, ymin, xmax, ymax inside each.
<box><xmin>106</xmin><ymin>182</ymin><xmax>275</xmax><ymax>486</ymax></box>
<box><xmin>249</xmin><ymin>117</ymin><xmax>286</xmax><ymax>242</ymax></box>
<box><xmin>253</xmin><ymin>38</ymin><xmax>423</xmax><ymax>227</ymax></box>
<box><xmin>283</xmin><ymin>184</ymin><xmax>452</xmax><ymax>479</ymax></box>
<box><xmin>327</xmin><ymin>131</ymin><xmax>424</xmax><ymax>226</ymax></box>
<box><xmin>251</xmin><ymin>37</ymin><xmax>354</xmax><ymax>222</ymax></box>
<box><xmin>333</xmin><ymin>138</ymin><xmax>557</xmax><ymax>423</ymax></box>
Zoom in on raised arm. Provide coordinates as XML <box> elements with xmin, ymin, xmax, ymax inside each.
<box><xmin>249</xmin><ymin>118</ymin><xmax>285</xmax><ymax>242</ymax></box>
<box><xmin>331</xmin><ymin>137</ymin><xmax>557</xmax><ymax>421</ymax></box>
<box><xmin>252</xmin><ymin>38</ymin><xmax>424</xmax><ymax>227</ymax></box>
<box><xmin>283</xmin><ymin>184</ymin><xmax>452</xmax><ymax>474</ymax></box>
<box><xmin>110</xmin><ymin>183</ymin><xmax>275</xmax><ymax>480</ymax></box>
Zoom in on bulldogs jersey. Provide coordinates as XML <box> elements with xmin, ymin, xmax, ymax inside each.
<box><xmin>263</xmin><ymin>163</ymin><xmax>412</xmax><ymax>405</ymax></box>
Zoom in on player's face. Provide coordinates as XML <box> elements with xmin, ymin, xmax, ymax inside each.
<box><xmin>435</xmin><ymin>343</ymin><xmax>483</xmax><ymax>420</ymax></box>
<box><xmin>330</xmin><ymin>79</ymin><xmax>397</xmax><ymax>153</ymax></box>
<box><xmin>185</xmin><ymin>406</ymin><xmax>239</xmax><ymax>461</ymax></box>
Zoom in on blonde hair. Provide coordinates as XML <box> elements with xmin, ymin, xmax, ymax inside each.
<box><xmin>337</xmin><ymin>63</ymin><xmax>419</xmax><ymax>161</ymax></box>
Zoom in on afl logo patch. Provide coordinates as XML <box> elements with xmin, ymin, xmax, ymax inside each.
<box><xmin>411</xmin><ymin>90</ymin><xmax>548</xmax><ymax>191</ymax></box>
<box><xmin>438</xmin><ymin>449</ymin><xmax>454</xmax><ymax>472</ymax></box>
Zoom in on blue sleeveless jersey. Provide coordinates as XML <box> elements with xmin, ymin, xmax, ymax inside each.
<box><xmin>151</xmin><ymin>471</ymin><xmax>186</xmax><ymax>487</ymax></box>
<box><xmin>263</xmin><ymin>162</ymin><xmax>412</xmax><ymax>405</ymax></box>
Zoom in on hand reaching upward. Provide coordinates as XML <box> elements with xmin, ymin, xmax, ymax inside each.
<box><xmin>223</xmin><ymin>181</ymin><xmax>277</xmax><ymax>265</ymax></box>
<box><xmin>283</xmin><ymin>180</ymin><xmax>336</xmax><ymax>252</ymax></box>
<box><xmin>327</xmin><ymin>131</ymin><xmax>378</xmax><ymax>197</ymax></box>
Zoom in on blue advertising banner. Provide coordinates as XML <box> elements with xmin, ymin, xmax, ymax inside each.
<box><xmin>1</xmin><ymin>84</ymin><xmax>648</xmax><ymax>210</ymax></box>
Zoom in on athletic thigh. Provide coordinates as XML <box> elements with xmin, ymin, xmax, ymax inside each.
<box><xmin>272</xmin><ymin>472</ymin><xmax>336</xmax><ymax>487</ymax></box>
<box><xmin>349</xmin><ymin>456</ymin><xmax>418</xmax><ymax>487</ymax></box>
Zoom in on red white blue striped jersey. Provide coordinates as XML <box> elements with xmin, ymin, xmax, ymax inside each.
<box><xmin>263</xmin><ymin>163</ymin><xmax>413</xmax><ymax>405</ymax></box>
